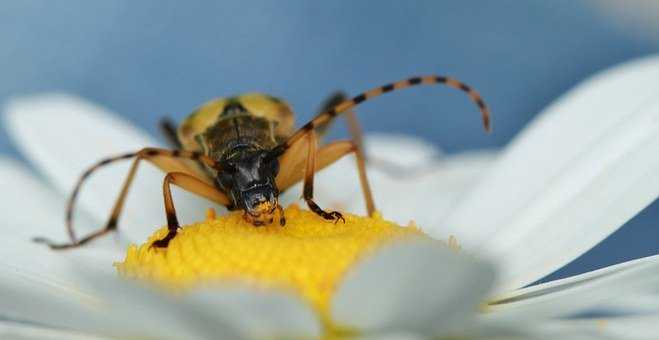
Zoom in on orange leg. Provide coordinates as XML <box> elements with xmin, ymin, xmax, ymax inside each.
<box><xmin>34</xmin><ymin>148</ymin><xmax>227</xmax><ymax>250</ymax></box>
<box><xmin>301</xmin><ymin>130</ymin><xmax>345</xmax><ymax>222</ymax></box>
<box><xmin>151</xmin><ymin>171</ymin><xmax>227</xmax><ymax>248</ymax></box>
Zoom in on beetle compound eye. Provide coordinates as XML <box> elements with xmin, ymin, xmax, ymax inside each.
<box><xmin>223</xmin><ymin>162</ymin><xmax>237</xmax><ymax>173</ymax></box>
<box><xmin>271</xmin><ymin>158</ymin><xmax>280</xmax><ymax>175</ymax></box>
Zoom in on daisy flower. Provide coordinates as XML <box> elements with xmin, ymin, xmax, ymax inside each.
<box><xmin>3</xmin><ymin>55</ymin><xmax>659</xmax><ymax>339</ymax></box>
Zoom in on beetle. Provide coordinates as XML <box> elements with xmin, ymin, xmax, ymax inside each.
<box><xmin>34</xmin><ymin>75</ymin><xmax>490</xmax><ymax>249</ymax></box>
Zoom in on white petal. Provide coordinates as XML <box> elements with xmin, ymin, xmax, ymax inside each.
<box><xmin>0</xmin><ymin>156</ymin><xmax>99</xmax><ymax>242</ymax></box>
<box><xmin>486</xmin><ymin>255</ymin><xmax>659</xmax><ymax>321</ymax></box>
<box><xmin>0</xmin><ymin>321</ymin><xmax>108</xmax><ymax>340</ymax></box>
<box><xmin>281</xmin><ymin>134</ymin><xmax>497</xmax><ymax>234</ymax></box>
<box><xmin>16</xmin><ymin>254</ymin><xmax>237</xmax><ymax>339</ymax></box>
<box><xmin>71</xmin><ymin>258</ymin><xmax>321</xmax><ymax>339</ymax></box>
<box><xmin>453</xmin><ymin>310</ymin><xmax>659</xmax><ymax>340</ymax></box>
<box><xmin>0</xmin><ymin>235</ymin><xmax>125</xmax><ymax>328</ymax></box>
<box><xmin>538</xmin><ymin>315</ymin><xmax>659</xmax><ymax>340</ymax></box>
<box><xmin>0</xmin><ymin>157</ymin><xmax>124</xmax><ymax>330</ymax></box>
<box><xmin>596</xmin><ymin>294</ymin><xmax>659</xmax><ymax>315</ymax></box>
<box><xmin>0</xmin><ymin>237</ymin><xmax>120</xmax><ymax>290</ymax></box>
<box><xmin>332</xmin><ymin>240</ymin><xmax>495</xmax><ymax>336</ymax></box>
<box><xmin>358</xmin><ymin>333</ymin><xmax>427</xmax><ymax>340</ymax></box>
<box><xmin>0</xmin><ymin>156</ymin><xmax>124</xmax><ymax>298</ymax></box>
<box><xmin>507</xmin><ymin>314</ymin><xmax>659</xmax><ymax>340</ymax></box>
<box><xmin>0</xmin><ymin>237</ymin><xmax>491</xmax><ymax>339</ymax></box>
<box><xmin>473</xmin><ymin>317</ymin><xmax>625</xmax><ymax>340</ymax></box>
<box><xmin>370</xmin><ymin>150</ymin><xmax>497</xmax><ymax>236</ymax></box>
<box><xmin>0</xmin><ymin>158</ymin><xmax>129</xmax><ymax>330</ymax></box>
<box><xmin>3</xmin><ymin>94</ymin><xmax>212</xmax><ymax>244</ymax></box>
<box><xmin>0</xmin><ymin>255</ymin><xmax>106</xmax><ymax>333</ymax></box>
<box><xmin>71</xmin><ymin>275</ymin><xmax>240</xmax><ymax>339</ymax></box>
<box><xmin>185</xmin><ymin>288</ymin><xmax>321</xmax><ymax>339</ymax></box>
<box><xmin>363</xmin><ymin>133</ymin><xmax>443</xmax><ymax>168</ymax></box>
<box><xmin>441</xmin><ymin>55</ymin><xmax>659</xmax><ymax>291</ymax></box>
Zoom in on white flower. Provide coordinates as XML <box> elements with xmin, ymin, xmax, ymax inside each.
<box><xmin>3</xmin><ymin>55</ymin><xmax>659</xmax><ymax>339</ymax></box>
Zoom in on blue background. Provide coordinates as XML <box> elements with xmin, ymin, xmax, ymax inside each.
<box><xmin>1</xmin><ymin>1</ymin><xmax>658</xmax><ymax>283</ymax></box>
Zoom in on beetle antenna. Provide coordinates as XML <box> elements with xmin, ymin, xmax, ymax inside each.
<box><xmin>274</xmin><ymin>75</ymin><xmax>490</xmax><ymax>154</ymax></box>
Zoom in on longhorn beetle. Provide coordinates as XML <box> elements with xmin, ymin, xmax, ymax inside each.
<box><xmin>35</xmin><ymin>75</ymin><xmax>490</xmax><ymax>249</ymax></box>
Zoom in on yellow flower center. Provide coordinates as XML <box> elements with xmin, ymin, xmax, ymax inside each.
<box><xmin>115</xmin><ymin>205</ymin><xmax>429</xmax><ymax>330</ymax></box>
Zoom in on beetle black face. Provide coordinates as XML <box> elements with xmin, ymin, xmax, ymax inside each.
<box><xmin>217</xmin><ymin>149</ymin><xmax>282</xmax><ymax>226</ymax></box>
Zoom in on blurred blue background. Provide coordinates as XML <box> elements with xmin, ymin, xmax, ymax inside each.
<box><xmin>1</xmin><ymin>0</ymin><xmax>658</xmax><ymax>282</ymax></box>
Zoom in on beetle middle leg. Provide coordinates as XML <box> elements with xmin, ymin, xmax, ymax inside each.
<box><xmin>315</xmin><ymin>92</ymin><xmax>374</xmax><ymax>214</ymax></box>
<box><xmin>34</xmin><ymin>147</ymin><xmax>229</xmax><ymax>250</ymax></box>
<box><xmin>277</xmin><ymin>136</ymin><xmax>375</xmax><ymax>218</ymax></box>
<box><xmin>318</xmin><ymin>92</ymin><xmax>442</xmax><ymax>179</ymax></box>
<box><xmin>315</xmin><ymin>139</ymin><xmax>375</xmax><ymax>216</ymax></box>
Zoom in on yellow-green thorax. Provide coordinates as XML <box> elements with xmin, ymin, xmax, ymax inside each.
<box><xmin>177</xmin><ymin>93</ymin><xmax>295</xmax><ymax>159</ymax></box>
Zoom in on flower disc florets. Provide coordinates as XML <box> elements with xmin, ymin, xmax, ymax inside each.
<box><xmin>116</xmin><ymin>205</ymin><xmax>429</xmax><ymax>326</ymax></box>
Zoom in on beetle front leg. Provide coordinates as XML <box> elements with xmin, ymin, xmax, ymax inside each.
<box><xmin>151</xmin><ymin>171</ymin><xmax>230</xmax><ymax>248</ymax></box>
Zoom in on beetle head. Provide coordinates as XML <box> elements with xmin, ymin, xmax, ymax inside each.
<box><xmin>217</xmin><ymin>149</ymin><xmax>281</xmax><ymax>225</ymax></box>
